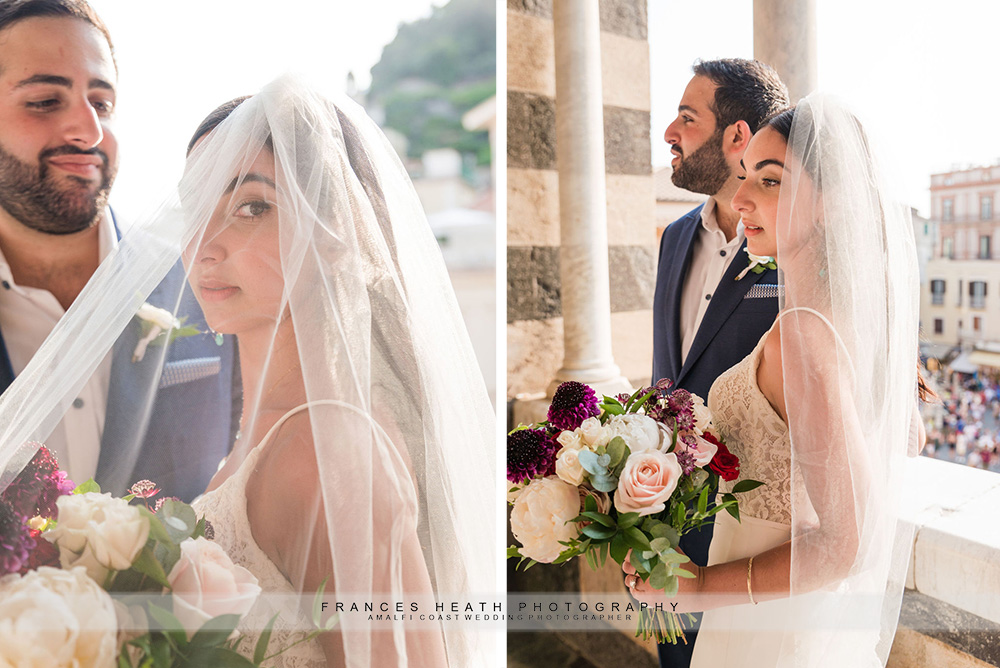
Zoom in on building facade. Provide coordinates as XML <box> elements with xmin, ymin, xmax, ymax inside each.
<box><xmin>922</xmin><ymin>163</ymin><xmax>1000</xmax><ymax>348</ymax></box>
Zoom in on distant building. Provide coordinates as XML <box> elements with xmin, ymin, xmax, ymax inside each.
<box><xmin>922</xmin><ymin>163</ymin><xmax>1000</xmax><ymax>351</ymax></box>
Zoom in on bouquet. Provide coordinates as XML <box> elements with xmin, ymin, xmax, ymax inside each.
<box><xmin>0</xmin><ymin>444</ymin><xmax>336</xmax><ymax>667</ymax></box>
<box><xmin>507</xmin><ymin>380</ymin><xmax>762</xmax><ymax>643</ymax></box>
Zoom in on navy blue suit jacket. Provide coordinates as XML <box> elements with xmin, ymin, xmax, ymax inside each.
<box><xmin>652</xmin><ymin>204</ymin><xmax>779</xmax><ymax>666</ymax></box>
<box><xmin>0</xmin><ymin>211</ymin><xmax>240</xmax><ymax>502</ymax></box>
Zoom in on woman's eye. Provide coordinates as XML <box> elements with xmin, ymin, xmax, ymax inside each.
<box><xmin>736</xmin><ymin>175</ymin><xmax>746</xmax><ymax>181</ymax></box>
<box><xmin>234</xmin><ymin>200</ymin><xmax>272</xmax><ymax>218</ymax></box>
<box><xmin>763</xmin><ymin>178</ymin><xmax>780</xmax><ymax>187</ymax></box>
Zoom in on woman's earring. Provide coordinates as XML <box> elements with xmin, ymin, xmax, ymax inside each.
<box><xmin>209</xmin><ymin>329</ymin><xmax>224</xmax><ymax>346</ymax></box>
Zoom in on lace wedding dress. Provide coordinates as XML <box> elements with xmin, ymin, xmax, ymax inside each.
<box><xmin>193</xmin><ymin>404</ymin><xmax>324</xmax><ymax>667</ymax></box>
<box><xmin>689</xmin><ymin>310</ymin><xmax>800</xmax><ymax>668</ymax></box>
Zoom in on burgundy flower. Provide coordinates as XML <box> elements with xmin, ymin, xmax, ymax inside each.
<box><xmin>19</xmin><ymin>528</ymin><xmax>60</xmax><ymax>574</ymax></box>
<box><xmin>2</xmin><ymin>444</ymin><xmax>73</xmax><ymax>520</ymax></box>
<box><xmin>707</xmin><ymin>435</ymin><xmax>741</xmax><ymax>482</ymax></box>
<box><xmin>507</xmin><ymin>428</ymin><xmax>558</xmax><ymax>484</ymax></box>
<box><xmin>547</xmin><ymin>381</ymin><xmax>599</xmax><ymax>431</ymax></box>
<box><xmin>0</xmin><ymin>500</ymin><xmax>31</xmax><ymax>576</ymax></box>
<box><xmin>129</xmin><ymin>480</ymin><xmax>161</xmax><ymax>500</ymax></box>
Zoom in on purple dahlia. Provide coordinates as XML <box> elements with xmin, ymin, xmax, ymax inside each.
<box><xmin>0</xmin><ymin>499</ymin><xmax>31</xmax><ymax>576</ymax></box>
<box><xmin>547</xmin><ymin>381</ymin><xmax>599</xmax><ymax>431</ymax></box>
<box><xmin>507</xmin><ymin>428</ymin><xmax>558</xmax><ymax>484</ymax></box>
<box><xmin>3</xmin><ymin>444</ymin><xmax>73</xmax><ymax>519</ymax></box>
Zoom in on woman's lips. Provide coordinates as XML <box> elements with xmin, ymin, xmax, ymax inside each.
<box><xmin>743</xmin><ymin>223</ymin><xmax>764</xmax><ymax>237</ymax></box>
<box><xmin>199</xmin><ymin>284</ymin><xmax>240</xmax><ymax>302</ymax></box>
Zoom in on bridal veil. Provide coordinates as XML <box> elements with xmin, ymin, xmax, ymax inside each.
<box><xmin>775</xmin><ymin>95</ymin><xmax>918</xmax><ymax>666</ymax></box>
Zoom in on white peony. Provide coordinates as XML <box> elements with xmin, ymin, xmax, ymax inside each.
<box><xmin>45</xmin><ymin>493</ymin><xmax>150</xmax><ymax>584</ymax></box>
<box><xmin>555</xmin><ymin>447</ymin><xmax>586</xmax><ymax>486</ymax></box>
<box><xmin>167</xmin><ymin>537</ymin><xmax>261</xmax><ymax>637</ymax></box>
<box><xmin>605</xmin><ymin>413</ymin><xmax>665</xmax><ymax>453</ymax></box>
<box><xmin>0</xmin><ymin>566</ymin><xmax>116</xmax><ymax>668</ymax></box>
<box><xmin>509</xmin><ymin>476</ymin><xmax>581</xmax><ymax>563</ymax></box>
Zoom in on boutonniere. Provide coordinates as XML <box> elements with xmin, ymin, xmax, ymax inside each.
<box><xmin>735</xmin><ymin>249</ymin><xmax>777</xmax><ymax>281</ymax></box>
<box><xmin>132</xmin><ymin>303</ymin><xmax>200</xmax><ymax>362</ymax></box>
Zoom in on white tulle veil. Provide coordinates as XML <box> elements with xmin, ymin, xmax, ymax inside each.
<box><xmin>775</xmin><ymin>95</ymin><xmax>918</xmax><ymax>666</ymax></box>
<box><xmin>0</xmin><ymin>75</ymin><xmax>496</xmax><ymax>666</ymax></box>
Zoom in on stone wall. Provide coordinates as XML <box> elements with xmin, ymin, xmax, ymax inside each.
<box><xmin>507</xmin><ymin>0</ymin><xmax>655</xmax><ymax>401</ymax></box>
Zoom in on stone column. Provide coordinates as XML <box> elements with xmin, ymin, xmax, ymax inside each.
<box><xmin>754</xmin><ymin>0</ymin><xmax>818</xmax><ymax>102</ymax></box>
<box><xmin>549</xmin><ymin>0</ymin><xmax>629</xmax><ymax>397</ymax></box>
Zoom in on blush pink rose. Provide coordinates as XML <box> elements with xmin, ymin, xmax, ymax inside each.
<box><xmin>167</xmin><ymin>537</ymin><xmax>261</xmax><ymax>637</ymax></box>
<box><xmin>614</xmin><ymin>451</ymin><xmax>682</xmax><ymax>516</ymax></box>
<box><xmin>676</xmin><ymin>433</ymin><xmax>719</xmax><ymax>468</ymax></box>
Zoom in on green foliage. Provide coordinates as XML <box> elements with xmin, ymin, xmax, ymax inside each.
<box><xmin>367</xmin><ymin>0</ymin><xmax>495</xmax><ymax>164</ymax></box>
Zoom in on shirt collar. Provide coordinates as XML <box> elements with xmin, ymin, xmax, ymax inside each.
<box><xmin>698</xmin><ymin>198</ymin><xmax>745</xmax><ymax>243</ymax></box>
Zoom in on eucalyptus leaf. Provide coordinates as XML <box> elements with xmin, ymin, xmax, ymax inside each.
<box><xmin>583</xmin><ymin>494</ymin><xmax>598</xmax><ymax>513</ymax></box>
<box><xmin>616</xmin><ymin>512</ymin><xmax>640</xmax><ymax>529</ymax></box>
<box><xmin>649</xmin><ymin>537</ymin><xmax>671</xmax><ymax>555</ymax></box>
<box><xmin>607</xmin><ymin>436</ymin><xmax>627</xmax><ymax>468</ymax></box>
<box><xmin>577</xmin><ymin>449</ymin><xmax>603</xmax><ymax>475</ymax></box>
<box><xmin>675</xmin><ymin>566</ymin><xmax>697</xmax><ymax>579</ymax></box>
<box><xmin>726</xmin><ymin>503</ymin><xmax>741</xmax><ymax>522</ymax></box>
<box><xmin>649</xmin><ymin>563</ymin><xmax>668</xmax><ymax>590</ymax></box>
<box><xmin>662</xmin><ymin>573</ymin><xmax>679</xmax><ymax>598</ymax></box>
<box><xmin>590</xmin><ymin>474</ymin><xmax>618</xmax><ymax>493</ymax></box>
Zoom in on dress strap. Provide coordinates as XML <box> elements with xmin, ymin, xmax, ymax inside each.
<box><xmin>775</xmin><ymin>307</ymin><xmax>854</xmax><ymax>370</ymax></box>
<box><xmin>256</xmin><ymin>400</ymin><xmax>332</xmax><ymax>450</ymax></box>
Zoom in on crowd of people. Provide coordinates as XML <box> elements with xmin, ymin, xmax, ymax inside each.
<box><xmin>920</xmin><ymin>366</ymin><xmax>1000</xmax><ymax>472</ymax></box>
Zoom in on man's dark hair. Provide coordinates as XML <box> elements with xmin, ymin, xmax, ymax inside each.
<box><xmin>0</xmin><ymin>0</ymin><xmax>115</xmax><ymax>70</ymax></box>
<box><xmin>692</xmin><ymin>58</ymin><xmax>789</xmax><ymax>134</ymax></box>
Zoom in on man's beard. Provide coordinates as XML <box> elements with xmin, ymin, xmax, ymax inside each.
<box><xmin>671</xmin><ymin>128</ymin><xmax>729</xmax><ymax>196</ymax></box>
<box><xmin>0</xmin><ymin>142</ymin><xmax>115</xmax><ymax>235</ymax></box>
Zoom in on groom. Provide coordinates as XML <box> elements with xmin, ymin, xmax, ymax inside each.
<box><xmin>0</xmin><ymin>0</ymin><xmax>238</xmax><ymax>501</ymax></box>
<box><xmin>652</xmin><ymin>58</ymin><xmax>788</xmax><ymax>667</ymax></box>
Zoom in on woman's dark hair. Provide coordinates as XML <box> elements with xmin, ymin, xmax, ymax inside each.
<box><xmin>0</xmin><ymin>0</ymin><xmax>115</xmax><ymax>71</ymax></box>
<box><xmin>186</xmin><ymin>97</ymin><xmax>252</xmax><ymax>155</ymax></box>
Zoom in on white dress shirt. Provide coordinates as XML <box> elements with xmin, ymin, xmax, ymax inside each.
<box><xmin>679</xmin><ymin>199</ymin><xmax>745</xmax><ymax>364</ymax></box>
<box><xmin>0</xmin><ymin>211</ymin><xmax>117</xmax><ymax>483</ymax></box>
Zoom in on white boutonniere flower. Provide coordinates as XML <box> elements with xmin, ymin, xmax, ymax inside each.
<box><xmin>132</xmin><ymin>303</ymin><xmax>180</xmax><ymax>362</ymax></box>
<box><xmin>735</xmin><ymin>248</ymin><xmax>777</xmax><ymax>281</ymax></box>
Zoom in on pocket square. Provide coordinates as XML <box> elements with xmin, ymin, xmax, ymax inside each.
<box><xmin>159</xmin><ymin>356</ymin><xmax>222</xmax><ymax>389</ymax></box>
<box><xmin>744</xmin><ymin>284</ymin><xmax>785</xmax><ymax>299</ymax></box>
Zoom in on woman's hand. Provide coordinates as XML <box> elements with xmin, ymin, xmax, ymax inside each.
<box><xmin>622</xmin><ymin>550</ymin><xmax>703</xmax><ymax>612</ymax></box>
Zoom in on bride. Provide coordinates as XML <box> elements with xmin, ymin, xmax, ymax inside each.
<box><xmin>0</xmin><ymin>76</ymin><xmax>495</xmax><ymax>667</ymax></box>
<box><xmin>625</xmin><ymin>96</ymin><xmax>920</xmax><ymax>667</ymax></box>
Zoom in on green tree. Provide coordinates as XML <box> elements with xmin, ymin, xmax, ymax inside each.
<box><xmin>368</xmin><ymin>0</ymin><xmax>495</xmax><ymax>166</ymax></box>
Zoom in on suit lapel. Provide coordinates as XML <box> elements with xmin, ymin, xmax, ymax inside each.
<box><xmin>96</xmin><ymin>267</ymin><xmax>177</xmax><ymax>493</ymax></box>
<box><xmin>677</xmin><ymin>240</ymin><xmax>771</xmax><ymax>385</ymax></box>
<box><xmin>662</xmin><ymin>212</ymin><xmax>702</xmax><ymax>382</ymax></box>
